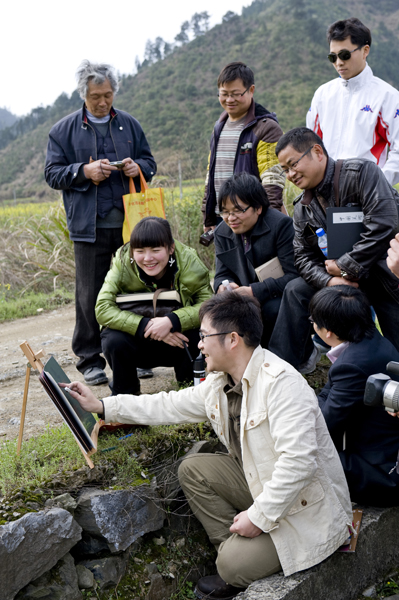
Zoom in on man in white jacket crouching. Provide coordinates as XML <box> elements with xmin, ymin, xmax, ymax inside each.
<box><xmin>67</xmin><ymin>293</ymin><xmax>353</xmax><ymax>600</ymax></box>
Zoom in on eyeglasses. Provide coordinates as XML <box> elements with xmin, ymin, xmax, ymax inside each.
<box><xmin>281</xmin><ymin>145</ymin><xmax>314</xmax><ymax>175</ymax></box>
<box><xmin>218</xmin><ymin>86</ymin><xmax>251</xmax><ymax>100</ymax></box>
<box><xmin>308</xmin><ymin>316</ymin><xmax>315</xmax><ymax>324</ymax></box>
<box><xmin>220</xmin><ymin>206</ymin><xmax>251</xmax><ymax>219</ymax></box>
<box><xmin>327</xmin><ymin>46</ymin><xmax>361</xmax><ymax>63</ymax></box>
<box><xmin>199</xmin><ymin>331</ymin><xmax>244</xmax><ymax>341</ymax></box>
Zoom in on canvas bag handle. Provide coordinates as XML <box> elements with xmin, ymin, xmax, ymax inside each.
<box><xmin>129</xmin><ymin>166</ymin><xmax>148</xmax><ymax>194</ymax></box>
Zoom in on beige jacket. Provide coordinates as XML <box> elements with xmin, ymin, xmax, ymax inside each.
<box><xmin>103</xmin><ymin>346</ymin><xmax>353</xmax><ymax>576</ymax></box>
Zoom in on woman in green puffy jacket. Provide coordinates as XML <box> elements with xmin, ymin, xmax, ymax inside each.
<box><xmin>95</xmin><ymin>216</ymin><xmax>213</xmax><ymax>395</ymax></box>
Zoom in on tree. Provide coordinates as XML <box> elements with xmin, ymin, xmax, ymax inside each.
<box><xmin>175</xmin><ymin>21</ymin><xmax>190</xmax><ymax>44</ymax></box>
<box><xmin>222</xmin><ymin>11</ymin><xmax>237</xmax><ymax>23</ymax></box>
<box><xmin>191</xmin><ymin>12</ymin><xmax>210</xmax><ymax>37</ymax></box>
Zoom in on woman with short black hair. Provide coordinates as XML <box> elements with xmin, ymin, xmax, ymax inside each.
<box><xmin>96</xmin><ymin>217</ymin><xmax>213</xmax><ymax>395</ymax></box>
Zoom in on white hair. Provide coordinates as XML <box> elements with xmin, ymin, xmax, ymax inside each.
<box><xmin>76</xmin><ymin>59</ymin><xmax>119</xmax><ymax>100</ymax></box>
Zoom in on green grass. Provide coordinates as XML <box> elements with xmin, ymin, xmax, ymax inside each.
<box><xmin>0</xmin><ymin>421</ymin><xmax>213</xmax><ymax>501</ymax></box>
<box><xmin>0</xmin><ymin>289</ymin><xmax>74</xmax><ymax>322</ymax></box>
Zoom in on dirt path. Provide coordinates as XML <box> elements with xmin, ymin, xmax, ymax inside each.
<box><xmin>0</xmin><ymin>305</ymin><xmax>175</xmax><ymax>442</ymax></box>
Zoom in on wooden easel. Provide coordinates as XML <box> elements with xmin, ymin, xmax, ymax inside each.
<box><xmin>18</xmin><ymin>341</ymin><xmax>98</xmax><ymax>469</ymax></box>
<box><xmin>18</xmin><ymin>341</ymin><xmax>45</xmax><ymax>455</ymax></box>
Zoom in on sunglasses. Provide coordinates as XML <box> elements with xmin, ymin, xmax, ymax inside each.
<box><xmin>327</xmin><ymin>46</ymin><xmax>361</xmax><ymax>63</ymax></box>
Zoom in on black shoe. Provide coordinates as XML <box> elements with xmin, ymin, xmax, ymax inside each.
<box><xmin>137</xmin><ymin>367</ymin><xmax>154</xmax><ymax>379</ymax></box>
<box><xmin>195</xmin><ymin>574</ymin><xmax>244</xmax><ymax>599</ymax></box>
<box><xmin>83</xmin><ymin>367</ymin><xmax>108</xmax><ymax>386</ymax></box>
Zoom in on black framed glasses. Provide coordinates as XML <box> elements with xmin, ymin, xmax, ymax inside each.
<box><xmin>281</xmin><ymin>145</ymin><xmax>314</xmax><ymax>175</ymax></box>
<box><xmin>199</xmin><ymin>331</ymin><xmax>244</xmax><ymax>341</ymax></box>
<box><xmin>327</xmin><ymin>46</ymin><xmax>361</xmax><ymax>63</ymax></box>
<box><xmin>218</xmin><ymin>86</ymin><xmax>251</xmax><ymax>100</ymax></box>
<box><xmin>220</xmin><ymin>206</ymin><xmax>251</xmax><ymax>219</ymax></box>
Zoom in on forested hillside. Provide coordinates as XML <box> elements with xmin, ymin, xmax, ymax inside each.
<box><xmin>0</xmin><ymin>0</ymin><xmax>398</xmax><ymax>201</ymax></box>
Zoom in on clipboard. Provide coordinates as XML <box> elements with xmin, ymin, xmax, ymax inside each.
<box><xmin>326</xmin><ymin>207</ymin><xmax>364</xmax><ymax>259</ymax></box>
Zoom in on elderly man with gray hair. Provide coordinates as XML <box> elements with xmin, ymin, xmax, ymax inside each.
<box><xmin>45</xmin><ymin>60</ymin><xmax>156</xmax><ymax>386</ymax></box>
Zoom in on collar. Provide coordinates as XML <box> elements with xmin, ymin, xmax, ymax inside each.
<box><xmin>241</xmin><ymin>345</ymin><xmax>265</xmax><ymax>388</ymax></box>
<box><xmin>82</xmin><ymin>103</ymin><xmax>117</xmax><ymax>124</ymax></box>
<box><xmin>218</xmin><ymin>100</ymin><xmax>277</xmax><ymax>128</ymax></box>
<box><xmin>339</xmin><ymin>63</ymin><xmax>372</xmax><ymax>92</ymax></box>
<box><xmin>301</xmin><ymin>156</ymin><xmax>336</xmax><ymax>206</ymax></box>
<box><xmin>327</xmin><ymin>341</ymin><xmax>350</xmax><ymax>364</ymax></box>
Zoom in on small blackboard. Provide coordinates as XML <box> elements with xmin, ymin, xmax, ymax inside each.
<box><xmin>40</xmin><ymin>356</ymin><xmax>97</xmax><ymax>455</ymax></box>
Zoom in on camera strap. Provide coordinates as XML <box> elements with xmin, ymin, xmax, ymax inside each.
<box><xmin>389</xmin><ymin>449</ymin><xmax>399</xmax><ymax>475</ymax></box>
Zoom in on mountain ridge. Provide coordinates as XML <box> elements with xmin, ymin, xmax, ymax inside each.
<box><xmin>0</xmin><ymin>0</ymin><xmax>398</xmax><ymax>201</ymax></box>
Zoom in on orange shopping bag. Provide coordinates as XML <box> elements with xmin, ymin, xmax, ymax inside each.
<box><xmin>122</xmin><ymin>168</ymin><xmax>165</xmax><ymax>243</ymax></box>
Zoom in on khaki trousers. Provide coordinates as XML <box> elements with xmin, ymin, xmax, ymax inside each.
<box><xmin>178</xmin><ymin>453</ymin><xmax>281</xmax><ymax>588</ymax></box>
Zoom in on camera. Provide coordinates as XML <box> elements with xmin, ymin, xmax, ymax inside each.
<box><xmin>364</xmin><ymin>361</ymin><xmax>399</xmax><ymax>412</ymax></box>
<box><xmin>199</xmin><ymin>230</ymin><xmax>215</xmax><ymax>247</ymax></box>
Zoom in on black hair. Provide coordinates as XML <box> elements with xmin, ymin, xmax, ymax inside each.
<box><xmin>309</xmin><ymin>286</ymin><xmax>375</xmax><ymax>343</ymax></box>
<box><xmin>217</xmin><ymin>61</ymin><xmax>255</xmax><ymax>89</ymax></box>
<box><xmin>327</xmin><ymin>18</ymin><xmax>372</xmax><ymax>47</ymax></box>
<box><xmin>275</xmin><ymin>127</ymin><xmax>328</xmax><ymax>157</ymax></box>
<box><xmin>218</xmin><ymin>172</ymin><xmax>269</xmax><ymax>214</ymax></box>
<box><xmin>130</xmin><ymin>216</ymin><xmax>174</xmax><ymax>250</ymax></box>
<box><xmin>199</xmin><ymin>292</ymin><xmax>263</xmax><ymax>348</ymax></box>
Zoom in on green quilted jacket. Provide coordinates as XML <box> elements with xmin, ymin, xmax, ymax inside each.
<box><xmin>95</xmin><ymin>241</ymin><xmax>213</xmax><ymax>335</ymax></box>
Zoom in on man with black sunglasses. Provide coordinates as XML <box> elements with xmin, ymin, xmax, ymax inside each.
<box><xmin>307</xmin><ymin>18</ymin><xmax>399</xmax><ymax>186</ymax></box>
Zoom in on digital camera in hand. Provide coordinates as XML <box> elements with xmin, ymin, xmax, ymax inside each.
<box><xmin>199</xmin><ymin>230</ymin><xmax>215</xmax><ymax>247</ymax></box>
<box><xmin>364</xmin><ymin>361</ymin><xmax>399</xmax><ymax>412</ymax></box>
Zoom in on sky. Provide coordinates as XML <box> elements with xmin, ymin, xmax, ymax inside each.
<box><xmin>3</xmin><ymin>0</ymin><xmax>251</xmax><ymax>117</ymax></box>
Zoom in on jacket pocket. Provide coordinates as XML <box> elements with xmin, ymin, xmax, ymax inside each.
<box><xmin>287</xmin><ymin>480</ymin><xmax>325</xmax><ymax>516</ymax></box>
<box><xmin>244</xmin><ymin>411</ymin><xmax>267</xmax><ymax>430</ymax></box>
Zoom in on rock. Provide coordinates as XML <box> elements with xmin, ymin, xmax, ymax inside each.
<box><xmin>71</xmin><ymin>530</ymin><xmax>110</xmax><ymax>558</ymax></box>
<box><xmin>0</xmin><ymin>508</ymin><xmax>82</xmax><ymax>599</ymax></box>
<box><xmin>145</xmin><ymin>573</ymin><xmax>176</xmax><ymax>600</ymax></box>
<box><xmin>76</xmin><ymin>564</ymin><xmax>95</xmax><ymax>590</ymax></box>
<box><xmin>81</xmin><ymin>554</ymin><xmax>129</xmax><ymax>590</ymax></box>
<box><xmin>145</xmin><ymin>562</ymin><xmax>159</xmax><ymax>575</ymax></box>
<box><xmin>362</xmin><ymin>584</ymin><xmax>376</xmax><ymax>597</ymax></box>
<box><xmin>74</xmin><ymin>485</ymin><xmax>164</xmax><ymax>553</ymax></box>
<box><xmin>239</xmin><ymin>506</ymin><xmax>399</xmax><ymax>600</ymax></box>
<box><xmin>45</xmin><ymin>493</ymin><xmax>77</xmax><ymax>514</ymax></box>
<box><xmin>15</xmin><ymin>552</ymin><xmax>82</xmax><ymax>600</ymax></box>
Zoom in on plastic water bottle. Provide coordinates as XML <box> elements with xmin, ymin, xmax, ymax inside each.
<box><xmin>222</xmin><ymin>279</ymin><xmax>234</xmax><ymax>291</ymax></box>
<box><xmin>316</xmin><ymin>228</ymin><xmax>328</xmax><ymax>257</ymax></box>
<box><xmin>193</xmin><ymin>352</ymin><xmax>206</xmax><ymax>386</ymax></box>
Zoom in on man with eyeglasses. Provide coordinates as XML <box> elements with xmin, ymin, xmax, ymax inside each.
<box><xmin>307</xmin><ymin>18</ymin><xmax>399</xmax><ymax>186</ymax></box>
<box><xmin>213</xmin><ymin>172</ymin><xmax>297</xmax><ymax>347</ymax></box>
<box><xmin>65</xmin><ymin>292</ymin><xmax>353</xmax><ymax>599</ymax></box>
<box><xmin>268</xmin><ymin>127</ymin><xmax>399</xmax><ymax>374</ymax></box>
<box><xmin>202</xmin><ymin>62</ymin><xmax>286</xmax><ymax>233</ymax></box>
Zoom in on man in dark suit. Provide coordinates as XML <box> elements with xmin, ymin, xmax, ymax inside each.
<box><xmin>214</xmin><ymin>172</ymin><xmax>297</xmax><ymax>346</ymax></box>
<box><xmin>309</xmin><ymin>285</ymin><xmax>399</xmax><ymax>506</ymax></box>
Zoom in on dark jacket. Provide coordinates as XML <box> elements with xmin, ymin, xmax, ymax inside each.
<box><xmin>318</xmin><ymin>329</ymin><xmax>399</xmax><ymax>504</ymax></box>
<box><xmin>44</xmin><ymin>105</ymin><xmax>156</xmax><ymax>242</ymax></box>
<box><xmin>213</xmin><ymin>208</ymin><xmax>297</xmax><ymax>305</ymax></box>
<box><xmin>293</xmin><ymin>157</ymin><xmax>399</xmax><ymax>293</ymax></box>
<box><xmin>202</xmin><ymin>101</ymin><xmax>285</xmax><ymax>225</ymax></box>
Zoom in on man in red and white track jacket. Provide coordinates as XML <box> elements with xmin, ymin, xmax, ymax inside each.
<box><xmin>307</xmin><ymin>17</ymin><xmax>399</xmax><ymax>186</ymax></box>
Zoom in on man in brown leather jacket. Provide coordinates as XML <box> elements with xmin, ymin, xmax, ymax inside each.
<box><xmin>268</xmin><ymin>127</ymin><xmax>399</xmax><ymax>373</ymax></box>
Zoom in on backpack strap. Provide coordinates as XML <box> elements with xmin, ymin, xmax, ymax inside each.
<box><xmin>334</xmin><ymin>160</ymin><xmax>344</xmax><ymax>207</ymax></box>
